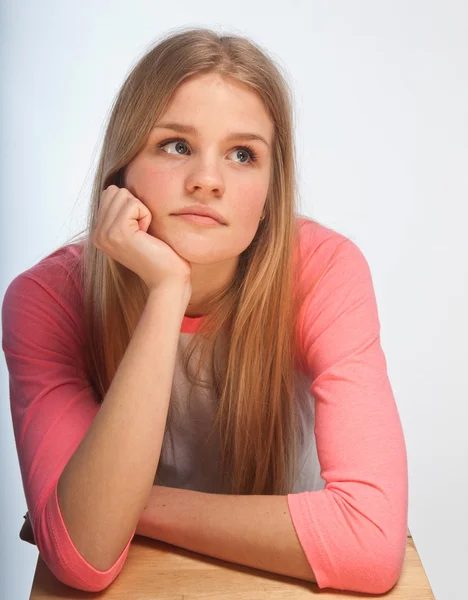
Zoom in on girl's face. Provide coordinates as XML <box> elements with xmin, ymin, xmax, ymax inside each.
<box><xmin>124</xmin><ymin>72</ymin><xmax>274</xmax><ymax>266</ymax></box>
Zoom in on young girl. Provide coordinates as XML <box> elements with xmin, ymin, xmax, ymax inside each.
<box><xmin>2</xmin><ymin>27</ymin><xmax>408</xmax><ymax>594</ymax></box>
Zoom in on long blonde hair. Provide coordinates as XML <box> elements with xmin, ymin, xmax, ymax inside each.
<box><xmin>62</xmin><ymin>27</ymin><xmax>314</xmax><ymax>495</ymax></box>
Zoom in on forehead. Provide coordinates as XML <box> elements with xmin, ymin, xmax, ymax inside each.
<box><xmin>156</xmin><ymin>73</ymin><xmax>274</xmax><ymax>143</ymax></box>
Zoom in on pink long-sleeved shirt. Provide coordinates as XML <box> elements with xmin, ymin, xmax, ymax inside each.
<box><xmin>1</xmin><ymin>217</ymin><xmax>408</xmax><ymax>593</ymax></box>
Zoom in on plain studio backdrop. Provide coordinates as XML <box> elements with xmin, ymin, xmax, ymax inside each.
<box><xmin>1</xmin><ymin>2</ymin><xmax>467</xmax><ymax>598</ymax></box>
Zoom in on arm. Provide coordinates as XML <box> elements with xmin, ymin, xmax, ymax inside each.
<box><xmin>135</xmin><ymin>485</ymin><xmax>317</xmax><ymax>583</ymax></box>
<box><xmin>285</xmin><ymin>232</ymin><xmax>408</xmax><ymax>593</ymax></box>
<box><xmin>2</xmin><ymin>256</ymin><xmax>189</xmax><ymax>591</ymax></box>
<box><xmin>57</xmin><ymin>281</ymin><xmax>189</xmax><ymax>571</ymax></box>
<box><xmin>135</xmin><ymin>231</ymin><xmax>408</xmax><ymax>595</ymax></box>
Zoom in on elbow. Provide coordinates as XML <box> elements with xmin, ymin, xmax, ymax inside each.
<box><xmin>364</xmin><ymin>555</ymin><xmax>405</xmax><ymax>594</ymax></box>
<box><xmin>62</xmin><ymin>576</ymin><xmax>116</xmax><ymax>593</ymax></box>
<box><xmin>354</xmin><ymin>532</ymin><xmax>406</xmax><ymax>594</ymax></box>
<box><xmin>31</xmin><ymin>495</ymin><xmax>130</xmax><ymax>593</ymax></box>
<box><xmin>51</xmin><ymin>571</ymin><xmax>116</xmax><ymax>594</ymax></box>
<box><xmin>323</xmin><ymin>518</ymin><xmax>407</xmax><ymax>594</ymax></box>
<box><xmin>38</xmin><ymin>541</ymin><xmax>126</xmax><ymax>593</ymax></box>
<box><xmin>34</xmin><ymin>538</ymin><xmax>121</xmax><ymax>592</ymax></box>
<box><xmin>35</xmin><ymin>532</ymin><xmax>125</xmax><ymax>593</ymax></box>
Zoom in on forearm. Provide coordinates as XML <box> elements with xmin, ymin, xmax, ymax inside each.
<box><xmin>136</xmin><ymin>485</ymin><xmax>316</xmax><ymax>583</ymax></box>
<box><xmin>57</xmin><ymin>283</ymin><xmax>188</xmax><ymax>571</ymax></box>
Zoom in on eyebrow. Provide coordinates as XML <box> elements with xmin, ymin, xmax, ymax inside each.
<box><xmin>152</xmin><ymin>121</ymin><xmax>270</xmax><ymax>148</ymax></box>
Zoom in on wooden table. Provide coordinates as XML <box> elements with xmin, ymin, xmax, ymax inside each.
<box><xmin>29</xmin><ymin>529</ymin><xmax>434</xmax><ymax>599</ymax></box>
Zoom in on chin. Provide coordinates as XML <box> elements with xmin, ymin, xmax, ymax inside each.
<box><xmin>158</xmin><ymin>225</ymin><xmax>250</xmax><ymax>266</ymax></box>
<box><xmin>176</xmin><ymin>249</ymin><xmax>227</xmax><ymax>265</ymax></box>
<box><xmin>176</xmin><ymin>241</ymin><xmax>240</xmax><ymax>266</ymax></box>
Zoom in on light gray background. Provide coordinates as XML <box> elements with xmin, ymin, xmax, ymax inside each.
<box><xmin>1</xmin><ymin>2</ymin><xmax>467</xmax><ymax>598</ymax></box>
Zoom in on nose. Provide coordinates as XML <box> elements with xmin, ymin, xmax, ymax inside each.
<box><xmin>185</xmin><ymin>154</ymin><xmax>225</xmax><ymax>197</ymax></box>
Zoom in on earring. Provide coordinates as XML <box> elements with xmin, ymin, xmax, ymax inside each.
<box><xmin>259</xmin><ymin>213</ymin><xmax>265</xmax><ymax>221</ymax></box>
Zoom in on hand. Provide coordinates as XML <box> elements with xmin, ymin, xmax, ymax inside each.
<box><xmin>92</xmin><ymin>185</ymin><xmax>192</xmax><ymax>296</ymax></box>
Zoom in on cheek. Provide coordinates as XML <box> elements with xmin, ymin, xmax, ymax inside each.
<box><xmin>232</xmin><ymin>181</ymin><xmax>267</xmax><ymax>223</ymax></box>
<box><xmin>126</xmin><ymin>163</ymin><xmax>175</xmax><ymax>209</ymax></box>
<box><xmin>223</xmin><ymin>185</ymin><xmax>266</xmax><ymax>250</ymax></box>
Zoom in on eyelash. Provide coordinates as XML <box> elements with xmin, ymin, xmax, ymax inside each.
<box><xmin>156</xmin><ymin>137</ymin><xmax>259</xmax><ymax>164</ymax></box>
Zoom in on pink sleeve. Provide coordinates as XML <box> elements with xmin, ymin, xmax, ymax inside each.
<box><xmin>287</xmin><ymin>233</ymin><xmax>408</xmax><ymax>594</ymax></box>
<box><xmin>1</xmin><ymin>270</ymin><xmax>134</xmax><ymax>592</ymax></box>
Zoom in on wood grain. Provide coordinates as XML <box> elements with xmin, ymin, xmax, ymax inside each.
<box><xmin>29</xmin><ymin>529</ymin><xmax>434</xmax><ymax>599</ymax></box>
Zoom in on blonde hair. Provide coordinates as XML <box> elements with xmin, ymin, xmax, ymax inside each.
<box><xmin>62</xmin><ymin>26</ymin><xmax>314</xmax><ymax>495</ymax></box>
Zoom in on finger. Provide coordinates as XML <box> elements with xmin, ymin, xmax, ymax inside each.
<box><xmin>97</xmin><ymin>187</ymin><xmax>132</xmax><ymax>239</ymax></box>
<box><xmin>94</xmin><ymin>186</ymin><xmax>120</xmax><ymax>234</ymax></box>
<box><xmin>108</xmin><ymin>195</ymin><xmax>152</xmax><ymax>237</ymax></box>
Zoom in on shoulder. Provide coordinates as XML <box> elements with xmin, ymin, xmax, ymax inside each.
<box><xmin>293</xmin><ymin>215</ymin><xmax>367</xmax><ymax>280</ymax></box>
<box><xmin>293</xmin><ymin>217</ymin><xmax>379</xmax><ymax>376</ymax></box>
<box><xmin>2</xmin><ymin>242</ymin><xmax>85</xmax><ymax>332</ymax></box>
<box><xmin>26</xmin><ymin>242</ymin><xmax>84</xmax><ymax>289</ymax></box>
<box><xmin>5</xmin><ymin>242</ymin><xmax>84</xmax><ymax>295</ymax></box>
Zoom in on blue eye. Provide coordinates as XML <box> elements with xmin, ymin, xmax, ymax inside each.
<box><xmin>157</xmin><ymin>138</ymin><xmax>259</xmax><ymax>164</ymax></box>
<box><xmin>159</xmin><ymin>139</ymin><xmax>189</xmax><ymax>156</ymax></box>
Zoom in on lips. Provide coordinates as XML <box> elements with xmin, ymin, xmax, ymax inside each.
<box><xmin>172</xmin><ymin>205</ymin><xmax>226</xmax><ymax>224</ymax></box>
<box><xmin>173</xmin><ymin>213</ymin><xmax>222</xmax><ymax>226</ymax></box>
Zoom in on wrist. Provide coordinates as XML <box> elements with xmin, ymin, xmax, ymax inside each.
<box><xmin>147</xmin><ymin>280</ymin><xmax>191</xmax><ymax>311</ymax></box>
